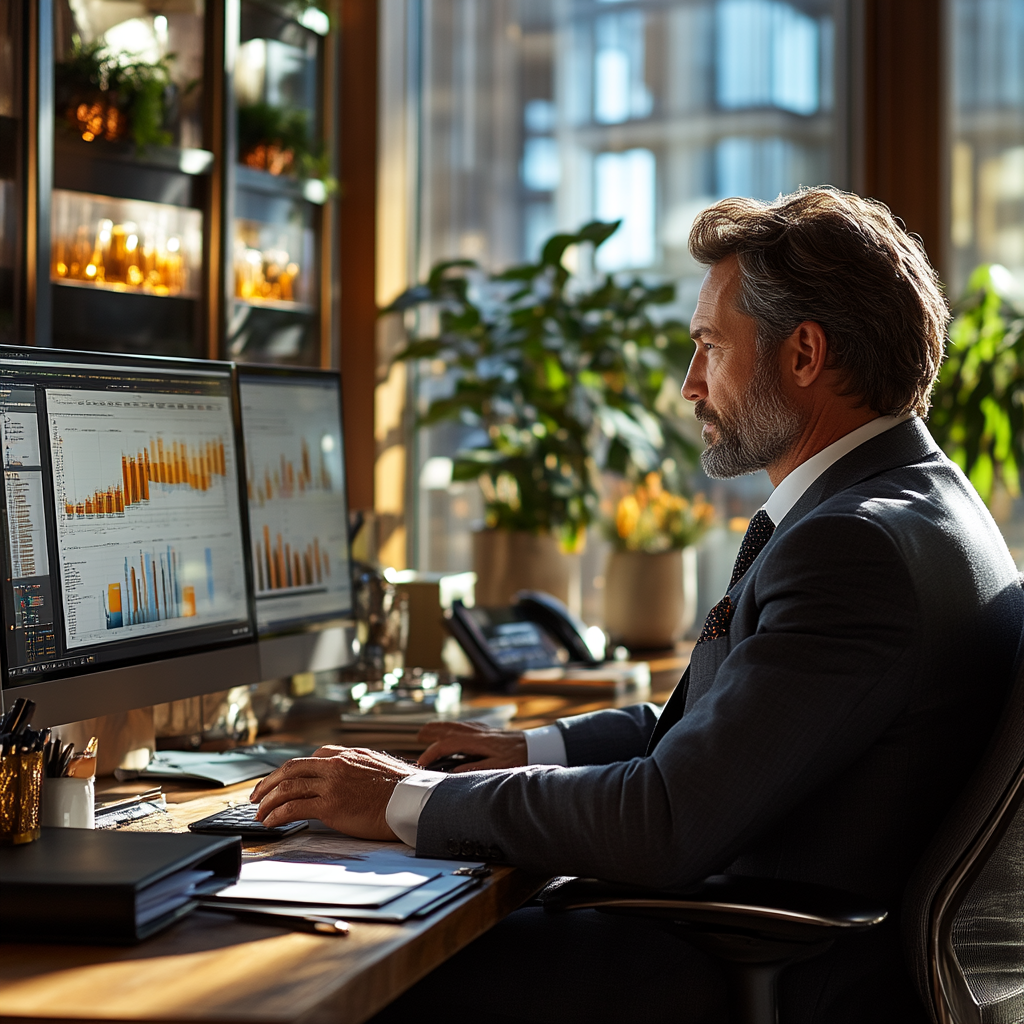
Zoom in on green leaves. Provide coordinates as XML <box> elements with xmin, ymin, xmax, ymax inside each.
<box><xmin>55</xmin><ymin>37</ymin><xmax>176</xmax><ymax>152</ymax></box>
<box><xmin>928</xmin><ymin>264</ymin><xmax>1024</xmax><ymax>504</ymax></box>
<box><xmin>384</xmin><ymin>221</ymin><xmax>697</xmax><ymax>541</ymax></box>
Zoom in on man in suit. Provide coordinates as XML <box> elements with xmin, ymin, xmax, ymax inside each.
<box><xmin>251</xmin><ymin>187</ymin><xmax>1024</xmax><ymax>1022</ymax></box>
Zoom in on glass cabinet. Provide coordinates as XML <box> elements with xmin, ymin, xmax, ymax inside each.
<box><xmin>5</xmin><ymin>0</ymin><xmax>338</xmax><ymax>367</ymax></box>
<box><xmin>49</xmin><ymin>0</ymin><xmax>212</xmax><ymax>357</ymax></box>
<box><xmin>224</xmin><ymin>0</ymin><xmax>333</xmax><ymax>367</ymax></box>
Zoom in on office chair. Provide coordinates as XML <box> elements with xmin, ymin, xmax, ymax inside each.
<box><xmin>547</xmin><ymin>611</ymin><xmax>1024</xmax><ymax>1024</ymax></box>
<box><xmin>543</xmin><ymin>873</ymin><xmax>885</xmax><ymax>1024</ymax></box>
<box><xmin>902</xmin><ymin>626</ymin><xmax>1024</xmax><ymax>1024</ymax></box>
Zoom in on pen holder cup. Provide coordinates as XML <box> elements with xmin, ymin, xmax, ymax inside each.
<box><xmin>0</xmin><ymin>749</ymin><xmax>44</xmax><ymax>844</ymax></box>
<box><xmin>41</xmin><ymin>776</ymin><xmax>95</xmax><ymax>829</ymax></box>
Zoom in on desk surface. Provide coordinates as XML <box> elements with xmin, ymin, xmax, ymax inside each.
<box><xmin>0</xmin><ymin>647</ymin><xmax>690</xmax><ymax>1024</ymax></box>
<box><xmin>0</xmin><ymin>784</ymin><xmax>544</xmax><ymax>1024</ymax></box>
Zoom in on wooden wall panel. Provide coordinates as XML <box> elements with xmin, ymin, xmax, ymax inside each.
<box><xmin>858</xmin><ymin>0</ymin><xmax>944</xmax><ymax>271</ymax></box>
<box><xmin>338</xmin><ymin>0</ymin><xmax>378</xmax><ymax>512</ymax></box>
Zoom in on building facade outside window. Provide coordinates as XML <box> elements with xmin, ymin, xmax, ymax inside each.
<box><xmin>379</xmin><ymin>0</ymin><xmax>850</xmax><ymax>622</ymax></box>
<box><xmin>948</xmin><ymin>0</ymin><xmax>1024</xmax><ymax>301</ymax></box>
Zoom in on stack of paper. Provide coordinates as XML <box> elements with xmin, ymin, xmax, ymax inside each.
<box><xmin>336</xmin><ymin>703</ymin><xmax>517</xmax><ymax>751</ymax></box>
<box><xmin>204</xmin><ymin>851</ymin><xmax>488</xmax><ymax>922</ymax></box>
<box><xmin>517</xmin><ymin>661</ymin><xmax>651</xmax><ymax>696</ymax></box>
<box><xmin>136</xmin><ymin>869</ymin><xmax>215</xmax><ymax>927</ymax></box>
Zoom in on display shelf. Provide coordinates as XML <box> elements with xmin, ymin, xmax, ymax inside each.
<box><xmin>7</xmin><ymin>0</ymin><xmax>338</xmax><ymax>366</ymax></box>
<box><xmin>233</xmin><ymin>192</ymin><xmax>315</xmax><ymax>309</ymax></box>
<box><xmin>51</xmin><ymin>190</ymin><xmax>202</xmax><ymax>298</ymax></box>
<box><xmin>54</xmin><ymin>137</ymin><xmax>212</xmax><ymax>209</ymax></box>
<box><xmin>51</xmin><ymin>284</ymin><xmax>203</xmax><ymax>360</ymax></box>
<box><xmin>225</xmin><ymin>302</ymin><xmax>318</xmax><ymax>366</ymax></box>
<box><xmin>233</xmin><ymin>296</ymin><xmax>316</xmax><ymax>314</ymax></box>
<box><xmin>235</xmin><ymin>164</ymin><xmax>328</xmax><ymax>204</ymax></box>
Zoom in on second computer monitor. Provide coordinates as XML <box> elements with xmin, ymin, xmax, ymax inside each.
<box><xmin>237</xmin><ymin>366</ymin><xmax>354</xmax><ymax>679</ymax></box>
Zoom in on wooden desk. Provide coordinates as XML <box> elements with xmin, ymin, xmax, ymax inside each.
<box><xmin>0</xmin><ymin>649</ymin><xmax>689</xmax><ymax>1024</ymax></box>
<box><xmin>0</xmin><ymin>783</ymin><xmax>543</xmax><ymax>1024</ymax></box>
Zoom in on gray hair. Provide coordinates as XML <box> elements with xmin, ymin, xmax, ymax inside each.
<box><xmin>689</xmin><ymin>187</ymin><xmax>949</xmax><ymax>418</ymax></box>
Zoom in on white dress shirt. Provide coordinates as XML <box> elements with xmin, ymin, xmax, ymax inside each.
<box><xmin>385</xmin><ymin>414</ymin><xmax>910</xmax><ymax>847</ymax></box>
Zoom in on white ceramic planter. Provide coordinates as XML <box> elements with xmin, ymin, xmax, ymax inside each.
<box><xmin>603</xmin><ymin>546</ymin><xmax>697</xmax><ymax>649</ymax></box>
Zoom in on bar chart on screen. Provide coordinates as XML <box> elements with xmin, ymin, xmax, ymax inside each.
<box><xmin>102</xmin><ymin>544</ymin><xmax>215</xmax><ymax>629</ymax></box>
<box><xmin>241</xmin><ymin>384</ymin><xmax>347</xmax><ymax>600</ymax></box>
<box><xmin>239</xmin><ymin>375</ymin><xmax>352</xmax><ymax>632</ymax></box>
<box><xmin>45</xmin><ymin>389</ymin><xmax>250</xmax><ymax>649</ymax></box>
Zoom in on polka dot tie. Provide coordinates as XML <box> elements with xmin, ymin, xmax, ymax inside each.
<box><xmin>696</xmin><ymin>509</ymin><xmax>776</xmax><ymax>645</ymax></box>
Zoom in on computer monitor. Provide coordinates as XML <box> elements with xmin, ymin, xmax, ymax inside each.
<box><xmin>236</xmin><ymin>366</ymin><xmax>354</xmax><ymax>680</ymax></box>
<box><xmin>0</xmin><ymin>347</ymin><xmax>260</xmax><ymax>725</ymax></box>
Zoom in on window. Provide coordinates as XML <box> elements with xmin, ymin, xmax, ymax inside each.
<box><xmin>948</xmin><ymin>0</ymin><xmax>1024</xmax><ymax>298</ymax></box>
<box><xmin>383</xmin><ymin>0</ymin><xmax>849</xmax><ymax>610</ymax></box>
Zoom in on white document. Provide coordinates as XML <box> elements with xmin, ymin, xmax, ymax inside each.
<box><xmin>214</xmin><ymin>858</ymin><xmax>441</xmax><ymax>909</ymax></box>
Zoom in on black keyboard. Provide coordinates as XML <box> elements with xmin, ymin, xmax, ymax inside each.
<box><xmin>188</xmin><ymin>803</ymin><xmax>309</xmax><ymax>840</ymax></box>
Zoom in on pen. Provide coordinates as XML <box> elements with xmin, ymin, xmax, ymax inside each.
<box><xmin>95</xmin><ymin>787</ymin><xmax>163</xmax><ymax>813</ymax></box>
<box><xmin>197</xmin><ymin>902</ymin><xmax>349</xmax><ymax>935</ymax></box>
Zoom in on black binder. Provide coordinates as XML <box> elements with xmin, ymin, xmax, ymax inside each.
<box><xmin>0</xmin><ymin>827</ymin><xmax>241</xmax><ymax>943</ymax></box>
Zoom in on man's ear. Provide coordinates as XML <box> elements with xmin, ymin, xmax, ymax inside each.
<box><xmin>781</xmin><ymin>321</ymin><xmax>828</xmax><ymax>389</ymax></box>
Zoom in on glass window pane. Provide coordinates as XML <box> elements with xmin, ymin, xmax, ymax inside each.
<box><xmin>230</xmin><ymin>0</ymin><xmax>325</xmax><ymax>367</ymax></box>
<box><xmin>51</xmin><ymin>0</ymin><xmax>207</xmax><ymax>357</ymax></box>
<box><xmin>400</xmin><ymin>0</ymin><xmax>847</xmax><ymax>594</ymax></box>
<box><xmin>948</xmin><ymin>0</ymin><xmax>1024</xmax><ymax>297</ymax></box>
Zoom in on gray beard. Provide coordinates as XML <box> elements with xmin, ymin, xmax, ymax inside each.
<box><xmin>698</xmin><ymin>356</ymin><xmax>803</xmax><ymax>479</ymax></box>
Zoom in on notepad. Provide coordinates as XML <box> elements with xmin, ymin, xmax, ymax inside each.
<box><xmin>213</xmin><ymin>858</ymin><xmax>442</xmax><ymax>909</ymax></box>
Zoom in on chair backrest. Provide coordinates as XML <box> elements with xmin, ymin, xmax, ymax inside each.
<box><xmin>903</xmin><ymin>603</ymin><xmax>1024</xmax><ymax>1024</ymax></box>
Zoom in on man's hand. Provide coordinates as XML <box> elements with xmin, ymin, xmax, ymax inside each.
<box><xmin>416</xmin><ymin>721</ymin><xmax>528</xmax><ymax>771</ymax></box>
<box><xmin>250</xmin><ymin>746</ymin><xmax>419</xmax><ymax>840</ymax></box>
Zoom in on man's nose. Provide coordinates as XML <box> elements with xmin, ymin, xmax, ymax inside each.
<box><xmin>681</xmin><ymin>349</ymin><xmax>706</xmax><ymax>403</ymax></box>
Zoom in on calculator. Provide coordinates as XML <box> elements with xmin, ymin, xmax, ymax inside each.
<box><xmin>187</xmin><ymin>803</ymin><xmax>309</xmax><ymax>840</ymax></box>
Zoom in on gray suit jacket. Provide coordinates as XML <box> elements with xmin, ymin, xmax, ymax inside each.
<box><xmin>418</xmin><ymin>419</ymin><xmax>1023</xmax><ymax>915</ymax></box>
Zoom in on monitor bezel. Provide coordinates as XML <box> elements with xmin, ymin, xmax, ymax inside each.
<box><xmin>236</xmin><ymin>363</ymin><xmax>355</xmax><ymax>640</ymax></box>
<box><xmin>0</xmin><ymin>345</ymin><xmax>259</xmax><ymax>696</ymax></box>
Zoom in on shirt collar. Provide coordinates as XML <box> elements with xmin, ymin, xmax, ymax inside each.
<box><xmin>762</xmin><ymin>415</ymin><xmax>911</xmax><ymax>526</ymax></box>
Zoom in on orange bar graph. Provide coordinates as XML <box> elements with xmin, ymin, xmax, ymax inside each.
<box><xmin>253</xmin><ymin>529</ymin><xmax>332</xmax><ymax>593</ymax></box>
<box><xmin>64</xmin><ymin>436</ymin><xmax>227</xmax><ymax>518</ymax></box>
<box><xmin>247</xmin><ymin>438</ymin><xmax>333</xmax><ymax>506</ymax></box>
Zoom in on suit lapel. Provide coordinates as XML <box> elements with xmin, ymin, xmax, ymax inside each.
<box><xmin>646</xmin><ymin>665</ymin><xmax>690</xmax><ymax>754</ymax></box>
<box><xmin>774</xmin><ymin>417</ymin><xmax>939</xmax><ymax>542</ymax></box>
<box><xmin>645</xmin><ymin>418</ymin><xmax>942</xmax><ymax>756</ymax></box>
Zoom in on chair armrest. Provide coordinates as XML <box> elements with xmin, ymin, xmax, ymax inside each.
<box><xmin>542</xmin><ymin>874</ymin><xmax>887</xmax><ymax>943</ymax></box>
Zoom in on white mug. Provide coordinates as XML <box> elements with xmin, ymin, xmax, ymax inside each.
<box><xmin>41</xmin><ymin>776</ymin><xmax>95</xmax><ymax>829</ymax></box>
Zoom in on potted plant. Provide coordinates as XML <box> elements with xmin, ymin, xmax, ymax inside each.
<box><xmin>55</xmin><ymin>37</ymin><xmax>181</xmax><ymax>151</ymax></box>
<box><xmin>604</xmin><ymin>472</ymin><xmax>715</xmax><ymax>649</ymax></box>
<box><xmin>383</xmin><ymin>221</ymin><xmax>698</xmax><ymax>606</ymax></box>
<box><xmin>928</xmin><ymin>264</ymin><xmax>1024</xmax><ymax>507</ymax></box>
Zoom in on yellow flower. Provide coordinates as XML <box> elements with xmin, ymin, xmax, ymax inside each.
<box><xmin>610</xmin><ymin>474</ymin><xmax>715</xmax><ymax>552</ymax></box>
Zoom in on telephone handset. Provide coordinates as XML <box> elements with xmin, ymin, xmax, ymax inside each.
<box><xmin>445</xmin><ymin>590</ymin><xmax>601</xmax><ymax>691</ymax></box>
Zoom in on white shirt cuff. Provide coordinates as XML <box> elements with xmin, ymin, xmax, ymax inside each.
<box><xmin>386</xmin><ymin>771</ymin><xmax>446</xmax><ymax>847</ymax></box>
<box><xmin>524</xmin><ymin>724</ymin><xmax>568</xmax><ymax>766</ymax></box>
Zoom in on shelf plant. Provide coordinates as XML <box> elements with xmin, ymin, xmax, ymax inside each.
<box><xmin>55</xmin><ymin>38</ymin><xmax>181</xmax><ymax>152</ymax></box>
<box><xmin>384</xmin><ymin>221</ymin><xmax>698</xmax><ymax>551</ymax></box>
<box><xmin>928</xmin><ymin>264</ymin><xmax>1024</xmax><ymax>504</ymax></box>
<box><xmin>237</xmin><ymin>102</ymin><xmax>331</xmax><ymax>181</ymax></box>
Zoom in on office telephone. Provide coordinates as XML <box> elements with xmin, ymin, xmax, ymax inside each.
<box><xmin>445</xmin><ymin>590</ymin><xmax>600</xmax><ymax>691</ymax></box>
